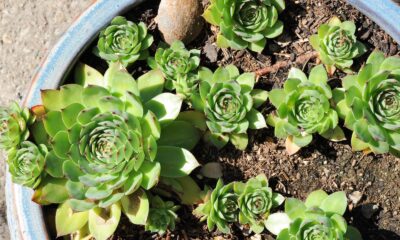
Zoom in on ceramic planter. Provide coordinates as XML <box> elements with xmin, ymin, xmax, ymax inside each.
<box><xmin>5</xmin><ymin>0</ymin><xmax>400</xmax><ymax>239</ymax></box>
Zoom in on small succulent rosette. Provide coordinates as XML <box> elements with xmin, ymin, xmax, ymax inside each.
<box><xmin>0</xmin><ymin>102</ymin><xmax>34</xmax><ymax>151</ymax></box>
<box><xmin>148</xmin><ymin>40</ymin><xmax>200</xmax><ymax>99</ymax></box>
<box><xmin>265</xmin><ymin>190</ymin><xmax>362</xmax><ymax>240</ymax></box>
<box><xmin>234</xmin><ymin>174</ymin><xmax>284</xmax><ymax>233</ymax></box>
<box><xmin>268</xmin><ymin>65</ymin><xmax>345</xmax><ymax>155</ymax></box>
<box><xmin>203</xmin><ymin>0</ymin><xmax>285</xmax><ymax>52</ymax></box>
<box><xmin>310</xmin><ymin>17</ymin><xmax>366</xmax><ymax>74</ymax></box>
<box><xmin>189</xmin><ymin>65</ymin><xmax>268</xmax><ymax>150</ymax></box>
<box><xmin>333</xmin><ymin>51</ymin><xmax>400</xmax><ymax>156</ymax></box>
<box><xmin>195</xmin><ymin>179</ymin><xmax>239</xmax><ymax>234</ymax></box>
<box><xmin>145</xmin><ymin>195</ymin><xmax>179</xmax><ymax>235</ymax></box>
<box><xmin>94</xmin><ymin>16</ymin><xmax>154</xmax><ymax>67</ymax></box>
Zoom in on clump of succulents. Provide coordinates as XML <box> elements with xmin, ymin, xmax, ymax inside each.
<box><xmin>265</xmin><ymin>190</ymin><xmax>362</xmax><ymax>240</ymax></box>
<box><xmin>334</xmin><ymin>51</ymin><xmax>400</xmax><ymax>156</ymax></box>
<box><xmin>148</xmin><ymin>41</ymin><xmax>200</xmax><ymax>99</ymax></box>
<box><xmin>268</xmin><ymin>65</ymin><xmax>344</xmax><ymax>155</ymax></box>
<box><xmin>145</xmin><ymin>195</ymin><xmax>179</xmax><ymax>235</ymax></box>
<box><xmin>94</xmin><ymin>16</ymin><xmax>154</xmax><ymax>67</ymax></box>
<box><xmin>195</xmin><ymin>175</ymin><xmax>284</xmax><ymax>234</ymax></box>
<box><xmin>0</xmin><ymin>102</ymin><xmax>34</xmax><ymax>150</ymax></box>
<box><xmin>190</xmin><ymin>65</ymin><xmax>268</xmax><ymax>150</ymax></box>
<box><xmin>203</xmin><ymin>0</ymin><xmax>285</xmax><ymax>52</ymax></box>
<box><xmin>310</xmin><ymin>17</ymin><xmax>366</xmax><ymax>74</ymax></box>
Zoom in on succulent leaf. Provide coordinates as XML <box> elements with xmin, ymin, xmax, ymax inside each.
<box><xmin>145</xmin><ymin>195</ymin><xmax>179</xmax><ymax>235</ymax></box>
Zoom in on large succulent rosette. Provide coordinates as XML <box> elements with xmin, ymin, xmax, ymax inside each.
<box><xmin>310</xmin><ymin>17</ymin><xmax>366</xmax><ymax>72</ymax></box>
<box><xmin>334</xmin><ymin>51</ymin><xmax>400</xmax><ymax>156</ymax></box>
<box><xmin>266</xmin><ymin>190</ymin><xmax>362</xmax><ymax>240</ymax></box>
<box><xmin>268</xmin><ymin>65</ymin><xmax>343</xmax><ymax>154</ymax></box>
<box><xmin>235</xmin><ymin>174</ymin><xmax>284</xmax><ymax>233</ymax></box>
<box><xmin>191</xmin><ymin>65</ymin><xmax>268</xmax><ymax>150</ymax></box>
<box><xmin>203</xmin><ymin>0</ymin><xmax>285</xmax><ymax>52</ymax></box>
<box><xmin>7</xmin><ymin>141</ymin><xmax>47</xmax><ymax>188</ymax></box>
<box><xmin>0</xmin><ymin>102</ymin><xmax>33</xmax><ymax>150</ymax></box>
<box><xmin>195</xmin><ymin>180</ymin><xmax>239</xmax><ymax>234</ymax></box>
<box><xmin>148</xmin><ymin>40</ymin><xmax>200</xmax><ymax>98</ymax></box>
<box><xmin>95</xmin><ymin>16</ymin><xmax>153</xmax><ymax>66</ymax></box>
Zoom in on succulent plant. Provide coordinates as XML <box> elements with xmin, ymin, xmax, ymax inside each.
<box><xmin>265</xmin><ymin>190</ymin><xmax>362</xmax><ymax>240</ymax></box>
<box><xmin>203</xmin><ymin>0</ymin><xmax>285</xmax><ymax>52</ymax></box>
<box><xmin>148</xmin><ymin>41</ymin><xmax>200</xmax><ymax>99</ymax></box>
<box><xmin>0</xmin><ymin>102</ymin><xmax>33</xmax><ymax>151</ymax></box>
<box><xmin>94</xmin><ymin>16</ymin><xmax>153</xmax><ymax>67</ymax></box>
<box><xmin>310</xmin><ymin>17</ymin><xmax>366</xmax><ymax>74</ymax></box>
<box><xmin>195</xmin><ymin>179</ymin><xmax>239</xmax><ymax>234</ymax></box>
<box><xmin>145</xmin><ymin>195</ymin><xmax>179</xmax><ymax>235</ymax></box>
<box><xmin>7</xmin><ymin>141</ymin><xmax>47</xmax><ymax>188</ymax></box>
<box><xmin>191</xmin><ymin>65</ymin><xmax>268</xmax><ymax>150</ymax></box>
<box><xmin>234</xmin><ymin>174</ymin><xmax>284</xmax><ymax>233</ymax></box>
<box><xmin>268</xmin><ymin>65</ymin><xmax>344</xmax><ymax>155</ymax></box>
<box><xmin>333</xmin><ymin>51</ymin><xmax>400</xmax><ymax>156</ymax></box>
<box><xmin>28</xmin><ymin>63</ymin><xmax>201</xmax><ymax>240</ymax></box>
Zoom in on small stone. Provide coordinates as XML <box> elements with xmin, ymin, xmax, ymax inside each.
<box><xmin>204</xmin><ymin>42</ymin><xmax>218</xmax><ymax>63</ymax></box>
<box><xmin>200</xmin><ymin>162</ymin><xmax>223</xmax><ymax>179</ymax></box>
<box><xmin>349</xmin><ymin>191</ymin><xmax>363</xmax><ymax>205</ymax></box>
<box><xmin>361</xmin><ymin>204</ymin><xmax>379</xmax><ymax>219</ymax></box>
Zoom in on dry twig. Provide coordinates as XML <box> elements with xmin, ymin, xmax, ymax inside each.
<box><xmin>255</xmin><ymin>51</ymin><xmax>319</xmax><ymax>76</ymax></box>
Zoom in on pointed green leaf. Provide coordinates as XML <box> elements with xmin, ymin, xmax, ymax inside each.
<box><xmin>158</xmin><ymin>121</ymin><xmax>201</xmax><ymax>150</ymax></box>
<box><xmin>320</xmin><ymin>191</ymin><xmax>347</xmax><ymax>216</ymax></box>
<box><xmin>264</xmin><ymin>213</ymin><xmax>291</xmax><ymax>236</ymax></box>
<box><xmin>142</xmin><ymin>111</ymin><xmax>161</xmax><ymax>139</ymax></box>
<box><xmin>236</xmin><ymin>72</ymin><xmax>255</xmax><ymax>93</ymax></box>
<box><xmin>230</xmin><ymin>133</ymin><xmax>248</xmax><ymax>150</ymax></box>
<box><xmin>309</xmin><ymin>65</ymin><xmax>328</xmax><ymax>85</ymax></box>
<box><xmin>139</xmin><ymin>161</ymin><xmax>161</xmax><ymax>189</ymax></box>
<box><xmin>155</xmin><ymin>146</ymin><xmax>200</xmax><ymax>178</ymax></box>
<box><xmin>41</xmin><ymin>89</ymin><xmax>62</xmax><ymax>111</ymax></box>
<box><xmin>56</xmin><ymin>202</ymin><xmax>88</xmax><ymax>237</ymax></box>
<box><xmin>45</xmin><ymin>150</ymin><xmax>65</xmax><ymax>178</ymax></box>
<box><xmin>74</xmin><ymin>62</ymin><xmax>104</xmax><ymax>87</ymax></box>
<box><xmin>137</xmin><ymin>69</ymin><xmax>165</xmax><ymax>103</ymax></box>
<box><xmin>43</xmin><ymin>111</ymin><xmax>67</xmax><ymax>138</ymax></box>
<box><xmin>89</xmin><ymin>203</ymin><xmax>121</xmax><ymax>240</ymax></box>
<box><xmin>247</xmin><ymin>109</ymin><xmax>267</xmax><ymax>129</ymax></box>
<box><xmin>145</xmin><ymin>93</ymin><xmax>183</xmax><ymax>123</ymax></box>
<box><xmin>176</xmin><ymin>111</ymin><xmax>207</xmax><ymax>131</ymax></box>
<box><xmin>250</xmin><ymin>89</ymin><xmax>268</xmax><ymax>108</ymax></box>
<box><xmin>121</xmin><ymin>189</ymin><xmax>149</xmax><ymax>225</ymax></box>
<box><xmin>305</xmin><ymin>189</ymin><xmax>329</xmax><ymax>208</ymax></box>
<box><xmin>104</xmin><ymin>62</ymin><xmax>139</xmax><ymax>97</ymax></box>
<box><xmin>285</xmin><ymin>198</ymin><xmax>306</xmax><ymax>220</ymax></box>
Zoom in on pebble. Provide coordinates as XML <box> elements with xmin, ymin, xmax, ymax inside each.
<box><xmin>349</xmin><ymin>191</ymin><xmax>363</xmax><ymax>205</ymax></box>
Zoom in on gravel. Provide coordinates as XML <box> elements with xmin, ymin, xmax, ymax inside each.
<box><xmin>0</xmin><ymin>1</ymin><xmax>91</xmax><ymax>239</ymax></box>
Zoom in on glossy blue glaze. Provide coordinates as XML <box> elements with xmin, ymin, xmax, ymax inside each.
<box><xmin>347</xmin><ymin>0</ymin><xmax>400</xmax><ymax>43</ymax></box>
<box><xmin>5</xmin><ymin>0</ymin><xmax>143</xmax><ymax>239</ymax></box>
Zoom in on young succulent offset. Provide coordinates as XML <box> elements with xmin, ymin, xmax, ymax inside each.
<box><xmin>268</xmin><ymin>65</ymin><xmax>344</xmax><ymax>155</ymax></box>
<box><xmin>333</xmin><ymin>51</ymin><xmax>400</xmax><ymax>156</ymax></box>
<box><xmin>234</xmin><ymin>174</ymin><xmax>284</xmax><ymax>233</ymax></box>
<box><xmin>195</xmin><ymin>176</ymin><xmax>284</xmax><ymax>234</ymax></box>
<box><xmin>191</xmin><ymin>65</ymin><xmax>268</xmax><ymax>150</ymax></box>
<box><xmin>265</xmin><ymin>190</ymin><xmax>362</xmax><ymax>240</ymax></box>
<box><xmin>195</xmin><ymin>180</ymin><xmax>239</xmax><ymax>233</ymax></box>
<box><xmin>148</xmin><ymin>41</ymin><xmax>200</xmax><ymax>99</ymax></box>
<box><xmin>8</xmin><ymin>141</ymin><xmax>47</xmax><ymax>188</ymax></box>
<box><xmin>94</xmin><ymin>16</ymin><xmax>153</xmax><ymax>67</ymax></box>
<box><xmin>203</xmin><ymin>0</ymin><xmax>285</xmax><ymax>52</ymax></box>
<box><xmin>145</xmin><ymin>195</ymin><xmax>179</xmax><ymax>235</ymax></box>
<box><xmin>0</xmin><ymin>102</ymin><xmax>34</xmax><ymax>151</ymax></box>
<box><xmin>310</xmin><ymin>17</ymin><xmax>366</xmax><ymax>74</ymax></box>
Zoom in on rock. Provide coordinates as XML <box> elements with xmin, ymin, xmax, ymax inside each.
<box><xmin>200</xmin><ymin>162</ymin><xmax>223</xmax><ymax>179</ymax></box>
<box><xmin>204</xmin><ymin>42</ymin><xmax>218</xmax><ymax>63</ymax></box>
<box><xmin>361</xmin><ymin>204</ymin><xmax>379</xmax><ymax>219</ymax></box>
<box><xmin>349</xmin><ymin>191</ymin><xmax>363</xmax><ymax>205</ymax></box>
<box><xmin>156</xmin><ymin>0</ymin><xmax>204</xmax><ymax>45</ymax></box>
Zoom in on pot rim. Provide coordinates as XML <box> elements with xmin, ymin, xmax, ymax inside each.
<box><xmin>5</xmin><ymin>0</ymin><xmax>400</xmax><ymax>239</ymax></box>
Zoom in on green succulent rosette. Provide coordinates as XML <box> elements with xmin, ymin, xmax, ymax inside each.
<box><xmin>234</xmin><ymin>174</ymin><xmax>284</xmax><ymax>233</ymax></box>
<box><xmin>145</xmin><ymin>195</ymin><xmax>179</xmax><ymax>235</ymax></box>
<box><xmin>268</xmin><ymin>65</ymin><xmax>344</xmax><ymax>155</ymax></box>
<box><xmin>7</xmin><ymin>141</ymin><xmax>47</xmax><ymax>188</ymax></box>
<box><xmin>265</xmin><ymin>190</ymin><xmax>363</xmax><ymax>240</ymax></box>
<box><xmin>0</xmin><ymin>102</ymin><xmax>33</xmax><ymax>151</ymax></box>
<box><xmin>148</xmin><ymin>41</ymin><xmax>200</xmax><ymax>99</ymax></box>
<box><xmin>29</xmin><ymin>63</ymin><xmax>201</xmax><ymax>240</ymax></box>
<box><xmin>203</xmin><ymin>0</ymin><xmax>285</xmax><ymax>52</ymax></box>
<box><xmin>195</xmin><ymin>179</ymin><xmax>239</xmax><ymax>234</ymax></box>
<box><xmin>333</xmin><ymin>51</ymin><xmax>400</xmax><ymax>156</ymax></box>
<box><xmin>191</xmin><ymin>65</ymin><xmax>268</xmax><ymax>150</ymax></box>
<box><xmin>310</xmin><ymin>17</ymin><xmax>366</xmax><ymax>73</ymax></box>
<box><xmin>95</xmin><ymin>16</ymin><xmax>153</xmax><ymax>67</ymax></box>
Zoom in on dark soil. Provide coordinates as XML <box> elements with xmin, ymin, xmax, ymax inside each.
<box><xmin>72</xmin><ymin>0</ymin><xmax>400</xmax><ymax>239</ymax></box>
